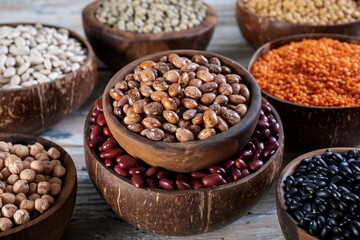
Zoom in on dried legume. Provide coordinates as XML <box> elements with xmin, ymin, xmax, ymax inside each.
<box><xmin>251</xmin><ymin>38</ymin><xmax>360</xmax><ymax>107</ymax></box>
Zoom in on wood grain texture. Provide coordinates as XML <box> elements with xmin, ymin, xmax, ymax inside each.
<box><xmin>235</xmin><ymin>0</ymin><xmax>360</xmax><ymax>49</ymax></box>
<box><xmin>82</xmin><ymin>0</ymin><xmax>217</xmax><ymax>70</ymax></box>
<box><xmin>0</xmin><ymin>23</ymin><xmax>98</xmax><ymax>134</ymax></box>
<box><xmin>0</xmin><ymin>133</ymin><xmax>77</xmax><ymax>240</ymax></box>
<box><xmin>248</xmin><ymin>34</ymin><xmax>360</xmax><ymax>150</ymax></box>
<box><xmin>276</xmin><ymin>148</ymin><xmax>360</xmax><ymax>240</ymax></box>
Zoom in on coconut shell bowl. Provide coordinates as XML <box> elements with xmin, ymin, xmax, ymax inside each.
<box><xmin>248</xmin><ymin>34</ymin><xmax>360</xmax><ymax>150</ymax></box>
<box><xmin>235</xmin><ymin>0</ymin><xmax>360</xmax><ymax>49</ymax></box>
<box><xmin>84</xmin><ymin>97</ymin><xmax>284</xmax><ymax>236</ymax></box>
<box><xmin>277</xmin><ymin>147</ymin><xmax>360</xmax><ymax>240</ymax></box>
<box><xmin>0</xmin><ymin>133</ymin><xmax>77</xmax><ymax>240</ymax></box>
<box><xmin>0</xmin><ymin>23</ymin><xmax>97</xmax><ymax>134</ymax></box>
<box><xmin>82</xmin><ymin>0</ymin><xmax>217</xmax><ymax>70</ymax></box>
<box><xmin>102</xmin><ymin>49</ymin><xmax>262</xmax><ymax>173</ymax></box>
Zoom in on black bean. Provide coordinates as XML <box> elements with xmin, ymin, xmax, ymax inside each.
<box><xmin>350</xmin><ymin>204</ymin><xmax>358</xmax><ymax>215</ymax></box>
<box><xmin>343</xmin><ymin>230</ymin><xmax>352</xmax><ymax>239</ymax></box>
<box><xmin>350</xmin><ymin>164</ymin><xmax>360</xmax><ymax>173</ymax></box>
<box><xmin>331</xmin><ymin>190</ymin><xmax>342</xmax><ymax>201</ymax></box>
<box><xmin>320</xmin><ymin>225</ymin><xmax>331</xmax><ymax>239</ymax></box>
<box><xmin>308</xmin><ymin>220</ymin><xmax>318</xmax><ymax>236</ymax></box>
<box><xmin>344</xmin><ymin>176</ymin><xmax>355</xmax><ymax>184</ymax></box>
<box><xmin>299</xmin><ymin>217</ymin><xmax>311</xmax><ymax>228</ymax></box>
<box><xmin>317</xmin><ymin>215</ymin><xmax>326</xmax><ymax>227</ymax></box>
<box><xmin>330</xmin><ymin>175</ymin><xmax>342</xmax><ymax>184</ymax></box>
<box><xmin>349</xmin><ymin>220</ymin><xmax>360</xmax><ymax>238</ymax></box>
<box><xmin>305</xmin><ymin>212</ymin><xmax>317</xmax><ymax>219</ymax></box>
<box><xmin>286</xmin><ymin>197</ymin><xmax>292</xmax><ymax>205</ymax></box>
<box><xmin>322</xmin><ymin>150</ymin><xmax>332</xmax><ymax>159</ymax></box>
<box><xmin>288</xmin><ymin>203</ymin><xmax>303</xmax><ymax>212</ymax></box>
<box><xmin>301</xmin><ymin>193</ymin><xmax>313</xmax><ymax>202</ymax></box>
<box><xmin>316</xmin><ymin>189</ymin><xmax>331</xmax><ymax>199</ymax></box>
<box><xmin>340</xmin><ymin>162</ymin><xmax>353</xmax><ymax>175</ymax></box>
<box><xmin>301</xmin><ymin>158</ymin><xmax>312</xmax><ymax>165</ymax></box>
<box><xmin>316</xmin><ymin>158</ymin><xmax>328</xmax><ymax>168</ymax></box>
<box><xmin>332</xmin><ymin>227</ymin><xmax>343</xmax><ymax>235</ymax></box>
<box><xmin>343</xmin><ymin>192</ymin><xmax>360</xmax><ymax>203</ymax></box>
<box><xmin>302</xmin><ymin>203</ymin><xmax>311</xmax><ymax>212</ymax></box>
<box><xmin>286</xmin><ymin>187</ymin><xmax>298</xmax><ymax>198</ymax></box>
<box><xmin>315</xmin><ymin>197</ymin><xmax>327</xmax><ymax>206</ymax></box>
<box><xmin>331</xmin><ymin>153</ymin><xmax>344</xmax><ymax>163</ymax></box>
<box><xmin>330</xmin><ymin>236</ymin><xmax>344</xmax><ymax>240</ymax></box>
<box><xmin>327</xmin><ymin>217</ymin><xmax>338</xmax><ymax>227</ymax></box>
<box><xmin>293</xmin><ymin>210</ymin><xmax>304</xmax><ymax>222</ymax></box>
<box><xmin>347</xmin><ymin>150</ymin><xmax>359</xmax><ymax>159</ymax></box>
<box><xmin>318</xmin><ymin>205</ymin><xmax>328</xmax><ymax>214</ymax></box>
<box><xmin>329</xmin><ymin>183</ymin><xmax>338</xmax><ymax>191</ymax></box>
<box><xmin>329</xmin><ymin>199</ymin><xmax>338</xmax><ymax>210</ymax></box>
<box><xmin>329</xmin><ymin>209</ymin><xmax>343</xmax><ymax>219</ymax></box>
<box><xmin>292</xmin><ymin>196</ymin><xmax>302</xmax><ymax>204</ymax></box>
<box><xmin>338</xmin><ymin>201</ymin><xmax>348</xmax><ymax>213</ymax></box>
<box><xmin>328</xmin><ymin>165</ymin><xmax>339</xmax><ymax>175</ymax></box>
<box><xmin>304</xmin><ymin>183</ymin><xmax>316</xmax><ymax>194</ymax></box>
<box><xmin>317</xmin><ymin>166</ymin><xmax>328</xmax><ymax>175</ymax></box>
<box><xmin>354</xmin><ymin>174</ymin><xmax>360</xmax><ymax>182</ymax></box>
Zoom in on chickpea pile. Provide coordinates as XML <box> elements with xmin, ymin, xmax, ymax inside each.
<box><xmin>109</xmin><ymin>53</ymin><xmax>251</xmax><ymax>142</ymax></box>
<box><xmin>0</xmin><ymin>141</ymin><xmax>66</xmax><ymax>232</ymax></box>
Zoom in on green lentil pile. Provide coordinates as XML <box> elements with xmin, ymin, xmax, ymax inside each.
<box><xmin>95</xmin><ymin>0</ymin><xmax>207</xmax><ymax>33</ymax></box>
<box><xmin>239</xmin><ymin>0</ymin><xmax>360</xmax><ymax>25</ymax></box>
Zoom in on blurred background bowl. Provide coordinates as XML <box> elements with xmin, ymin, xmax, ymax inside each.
<box><xmin>82</xmin><ymin>0</ymin><xmax>217</xmax><ymax>70</ymax></box>
<box><xmin>248</xmin><ymin>33</ymin><xmax>360</xmax><ymax>150</ymax></box>
<box><xmin>0</xmin><ymin>133</ymin><xmax>77</xmax><ymax>240</ymax></box>
<box><xmin>84</xmin><ymin>99</ymin><xmax>284</xmax><ymax>236</ymax></box>
<box><xmin>102</xmin><ymin>49</ymin><xmax>262</xmax><ymax>173</ymax></box>
<box><xmin>235</xmin><ymin>0</ymin><xmax>360</xmax><ymax>49</ymax></box>
<box><xmin>0</xmin><ymin>23</ymin><xmax>97</xmax><ymax>134</ymax></box>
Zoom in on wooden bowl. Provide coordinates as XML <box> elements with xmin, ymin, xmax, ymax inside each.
<box><xmin>248</xmin><ymin>33</ymin><xmax>360</xmax><ymax>150</ymax></box>
<box><xmin>0</xmin><ymin>133</ymin><xmax>77</xmax><ymax>240</ymax></box>
<box><xmin>102</xmin><ymin>50</ymin><xmax>262</xmax><ymax>173</ymax></box>
<box><xmin>235</xmin><ymin>0</ymin><xmax>360</xmax><ymax>49</ymax></box>
<box><xmin>82</xmin><ymin>0</ymin><xmax>217</xmax><ymax>70</ymax></box>
<box><xmin>84</xmin><ymin>100</ymin><xmax>284</xmax><ymax>236</ymax></box>
<box><xmin>276</xmin><ymin>147</ymin><xmax>360</xmax><ymax>240</ymax></box>
<box><xmin>0</xmin><ymin>22</ymin><xmax>97</xmax><ymax>134</ymax></box>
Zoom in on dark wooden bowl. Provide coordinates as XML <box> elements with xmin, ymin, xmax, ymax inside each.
<box><xmin>84</xmin><ymin>100</ymin><xmax>284</xmax><ymax>236</ymax></box>
<box><xmin>276</xmin><ymin>147</ymin><xmax>360</xmax><ymax>240</ymax></box>
<box><xmin>0</xmin><ymin>133</ymin><xmax>77</xmax><ymax>240</ymax></box>
<box><xmin>235</xmin><ymin>0</ymin><xmax>360</xmax><ymax>49</ymax></box>
<box><xmin>102</xmin><ymin>50</ymin><xmax>262</xmax><ymax>173</ymax></box>
<box><xmin>82</xmin><ymin>0</ymin><xmax>217</xmax><ymax>70</ymax></box>
<box><xmin>248</xmin><ymin>33</ymin><xmax>360</xmax><ymax>150</ymax></box>
<box><xmin>0</xmin><ymin>22</ymin><xmax>97</xmax><ymax>134</ymax></box>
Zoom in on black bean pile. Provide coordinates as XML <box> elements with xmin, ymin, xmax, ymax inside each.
<box><xmin>284</xmin><ymin>149</ymin><xmax>360</xmax><ymax>239</ymax></box>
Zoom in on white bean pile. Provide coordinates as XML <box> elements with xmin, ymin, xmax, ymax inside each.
<box><xmin>0</xmin><ymin>24</ymin><xmax>87</xmax><ymax>90</ymax></box>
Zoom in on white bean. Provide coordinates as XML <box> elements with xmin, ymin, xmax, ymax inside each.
<box><xmin>3</xmin><ymin>67</ymin><xmax>16</xmax><ymax>77</ymax></box>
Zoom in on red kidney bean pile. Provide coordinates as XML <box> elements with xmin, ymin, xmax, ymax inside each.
<box><xmin>89</xmin><ymin>97</ymin><xmax>280</xmax><ymax>190</ymax></box>
<box><xmin>109</xmin><ymin>53</ymin><xmax>251</xmax><ymax>142</ymax></box>
<box><xmin>284</xmin><ymin>149</ymin><xmax>360</xmax><ymax>240</ymax></box>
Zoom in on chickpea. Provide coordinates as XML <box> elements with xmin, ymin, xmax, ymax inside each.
<box><xmin>0</xmin><ymin>181</ymin><xmax>5</xmax><ymax>190</ymax></box>
<box><xmin>0</xmin><ymin>158</ymin><xmax>4</xmax><ymax>169</ymax></box>
<box><xmin>15</xmin><ymin>193</ymin><xmax>26</xmax><ymax>206</ymax></box>
<box><xmin>35</xmin><ymin>198</ymin><xmax>49</xmax><ymax>214</ymax></box>
<box><xmin>0</xmin><ymin>167</ymin><xmax>10</xmax><ymax>180</ymax></box>
<box><xmin>1</xmin><ymin>193</ymin><xmax>15</xmax><ymax>204</ymax></box>
<box><xmin>22</xmin><ymin>160</ymin><xmax>31</xmax><ymax>169</ymax></box>
<box><xmin>1</xmin><ymin>203</ymin><xmax>18</xmax><ymax>218</ymax></box>
<box><xmin>28</xmin><ymin>182</ymin><xmax>37</xmax><ymax>195</ymax></box>
<box><xmin>50</xmin><ymin>160</ymin><xmax>61</xmax><ymax>168</ymax></box>
<box><xmin>6</xmin><ymin>142</ymin><xmax>12</xmax><ymax>151</ymax></box>
<box><xmin>30</xmin><ymin>161</ymin><xmax>44</xmax><ymax>174</ymax></box>
<box><xmin>20</xmin><ymin>199</ymin><xmax>35</xmax><ymax>213</ymax></box>
<box><xmin>0</xmin><ymin>141</ymin><xmax>9</xmax><ymax>152</ymax></box>
<box><xmin>11</xmin><ymin>144</ymin><xmax>29</xmax><ymax>159</ymax></box>
<box><xmin>0</xmin><ymin>189</ymin><xmax>3</xmax><ymax>195</ymax></box>
<box><xmin>37</xmin><ymin>181</ymin><xmax>51</xmax><ymax>195</ymax></box>
<box><xmin>34</xmin><ymin>174</ymin><xmax>47</xmax><ymax>183</ymax></box>
<box><xmin>4</xmin><ymin>154</ymin><xmax>19</xmax><ymax>167</ymax></box>
<box><xmin>50</xmin><ymin>183</ymin><xmax>61</xmax><ymax>196</ymax></box>
<box><xmin>28</xmin><ymin>193</ymin><xmax>40</xmax><ymax>201</ymax></box>
<box><xmin>41</xmin><ymin>195</ymin><xmax>55</xmax><ymax>206</ymax></box>
<box><xmin>13</xmin><ymin>209</ymin><xmax>30</xmax><ymax>225</ymax></box>
<box><xmin>13</xmin><ymin>180</ymin><xmax>29</xmax><ymax>194</ymax></box>
<box><xmin>47</xmin><ymin>147</ymin><xmax>61</xmax><ymax>159</ymax></box>
<box><xmin>30</xmin><ymin>143</ymin><xmax>44</xmax><ymax>157</ymax></box>
<box><xmin>42</xmin><ymin>161</ymin><xmax>53</xmax><ymax>175</ymax></box>
<box><xmin>23</xmin><ymin>156</ymin><xmax>34</xmax><ymax>162</ymax></box>
<box><xmin>0</xmin><ymin>217</ymin><xmax>13</xmax><ymax>232</ymax></box>
<box><xmin>20</xmin><ymin>169</ymin><xmax>36</xmax><ymax>182</ymax></box>
<box><xmin>50</xmin><ymin>177</ymin><xmax>62</xmax><ymax>185</ymax></box>
<box><xmin>4</xmin><ymin>185</ymin><xmax>12</xmax><ymax>193</ymax></box>
<box><xmin>7</xmin><ymin>173</ymin><xmax>19</xmax><ymax>185</ymax></box>
<box><xmin>35</xmin><ymin>152</ymin><xmax>49</xmax><ymax>161</ymax></box>
<box><xmin>8</xmin><ymin>159</ymin><xmax>24</xmax><ymax>174</ymax></box>
<box><xmin>52</xmin><ymin>165</ymin><xmax>66</xmax><ymax>178</ymax></box>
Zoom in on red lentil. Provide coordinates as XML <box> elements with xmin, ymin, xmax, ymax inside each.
<box><xmin>250</xmin><ymin>38</ymin><xmax>360</xmax><ymax>107</ymax></box>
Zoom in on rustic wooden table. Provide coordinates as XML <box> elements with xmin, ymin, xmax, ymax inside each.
<box><xmin>0</xmin><ymin>0</ymin><xmax>301</xmax><ymax>239</ymax></box>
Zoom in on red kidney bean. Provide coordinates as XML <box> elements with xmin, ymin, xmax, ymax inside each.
<box><xmin>89</xmin><ymin>136</ymin><xmax>105</xmax><ymax>148</ymax></box>
<box><xmin>96</xmin><ymin>114</ymin><xmax>106</xmax><ymax>126</ymax></box>
<box><xmin>224</xmin><ymin>174</ymin><xmax>232</xmax><ymax>183</ymax></box>
<box><xmin>190</xmin><ymin>179</ymin><xmax>205</xmax><ymax>189</ymax></box>
<box><xmin>92</xmin><ymin>110</ymin><xmax>101</xmax><ymax>117</ymax></box>
<box><xmin>223</xmin><ymin>159</ymin><xmax>235</xmax><ymax>172</ymax></box>
<box><xmin>90</xmin><ymin>117</ymin><xmax>97</xmax><ymax>123</ymax></box>
<box><xmin>100</xmin><ymin>138</ymin><xmax>117</xmax><ymax>151</ymax></box>
<box><xmin>268</xmin><ymin>114</ymin><xmax>277</xmax><ymax>123</ymax></box>
<box><xmin>90</xmin><ymin>124</ymin><xmax>96</xmax><ymax>130</ymax></box>
<box><xmin>231</xmin><ymin>168</ymin><xmax>242</xmax><ymax>181</ymax></box>
<box><xmin>261</xmin><ymin>103</ymin><xmax>272</xmax><ymax>115</ymax></box>
<box><xmin>260</xmin><ymin>114</ymin><xmax>269</xmax><ymax>123</ymax></box>
<box><xmin>145</xmin><ymin>167</ymin><xmax>159</xmax><ymax>177</ymax></box>
<box><xmin>254</xmin><ymin>149</ymin><xmax>263</xmax><ymax>160</ymax></box>
<box><xmin>202</xmin><ymin>174</ymin><xmax>226</xmax><ymax>187</ymax></box>
<box><xmin>241</xmin><ymin>169</ymin><xmax>250</xmax><ymax>178</ymax></box>
<box><xmin>235</xmin><ymin>158</ymin><xmax>247</xmax><ymax>169</ymax></box>
<box><xmin>263</xmin><ymin>141</ymin><xmax>280</xmax><ymax>158</ymax></box>
<box><xmin>249</xmin><ymin>160</ymin><xmax>264</xmax><ymax>171</ymax></box>
<box><xmin>268</xmin><ymin>136</ymin><xmax>277</xmax><ymax>144</ymax></box>
<box><xmin>104</xmin><ymin>158</ymin><xmax>116</xmax><ymax>168</ymax></box>
<box><xmin>239</xmin><ymin>150</ymin><xmax>253</xmax><ymax>160</ymax></box>
<box><xmin>117</xmin><ymin>155</ymin><xmax>137</xmax><ymax>169</ymax></box>
<box><xmin>114</xmin><ymin>165</ymin><xmax>129</xmax><ymax>177</ymax></box>
<box><xmin>246</xmin><ymin>141</ymin><xmax>256</xmax><ymax>152</ymax></box>
<box><xmin>190</xmin><ymin>171</ymin><xmax>207</xmax><ymax>180</ymax></box>
<box><xmin>257</xmin><ymin>120</ymin><xmax>269</xmax><ymax>129</ymax></box>
<box><xmin>260</xmin><ymin>129</ymin><xmax>270</xmax><ymax>141</ymax></box>
<box><xmin>146</xmin><ymin>178</ymin><xmax>159</xmax><ymax>188</ymax></box>
<box><xmin>252</xmin><ymin>137</ymin><xmax>264</xmax><ymax>150</ymax></box>
<box><xmin>132</xmin><ymin>174</ymin><xmax>146</xmax><ymax>188</ymax></box>
<box><xmin>176</xmin><ymin>180</ymin><xmax>191</xmax><ymax>190</ymax></box>
<box><xmin>90</xmin><ymin>125</ymin><xmax>102</xmax><ymax>140</ymax></box>
<box><xmin>99</xmin><ymin>148</ymin><xmax>123</xmax><ymax>158</ymax></box>
<box><xmin>95</xmin><ymin>98</ymin><xmax>103</xmax><ymax>111</ymax></box>
<box><xmin>159</xmin><ymin>178</ymin><xmax>175</xmax><ymax>190</ymax></box>
<box><xmin>129</xmin><ymin>167</ymin><xmax>146</xmax><ymax>175</ymax></box>
<box><xmin>269</xmin><ymin>122</ymin><xmax>280</xmax><ymax>137</ymax></box>
<box><xmin>209</xmin><ymin>166</ymin><xmax>226</xmax><ymax>176</ymax></box>
<box><xmin>176</xmin><ymin>173</ymin><xmax>189</xmax><ymax>181</ymax></box>
<box><xmin>103</xmin><ymin>126</ymin><xmax>113</xmax><ymax>137</ymax></box>
<box><xmin>253</xmin><ymin>130</ymin><xmax>261</xmax><ymax>138</ymax></box>
<box><xmin>157</xmin><ymin>170</ymin><xmax>171</xmax><ymax>179</ymax></box>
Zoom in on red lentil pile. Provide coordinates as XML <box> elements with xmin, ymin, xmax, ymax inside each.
<box><xmin>250</xmin><ymin>38</ymin><xmax>360</xmax><ymax>107</ymax></box>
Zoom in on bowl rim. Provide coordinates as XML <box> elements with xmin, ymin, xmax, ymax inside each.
<box><xmin>85</xmin><ymin>97</ymin><xmax>284</xmax><ymax>194</ymax></box>
<box><xmin>0</xmin><ymin>133</ymin><xmax>77</xmax><ymax>237</ymax></box>
<box><xmin>103</xmin><ymin>49</ymin><xmax>262</xmax><ymax>151</ymax></box>
<box><xmin>236</xmin><ymin>0</ymin><xmax>360</xmax><ymax>28</ymax></box>
<box><xmin>276</xmin><ymin>147</ymin><xmax>360</xmax><ymax>239</ymax></box>
<box><xmin>82</xmin><ymin>0</ymin><xmax>217</xmax><ymax>41</ymax></box>
<box><xmin>0</xmin><ymin>22</ymin><xmax>95</xmax><ymax>93</ymax></box>
<box><xmin>248</xmin><ymin>33</ymin><xmax>360</xmax><ymax>110</ymax></box>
